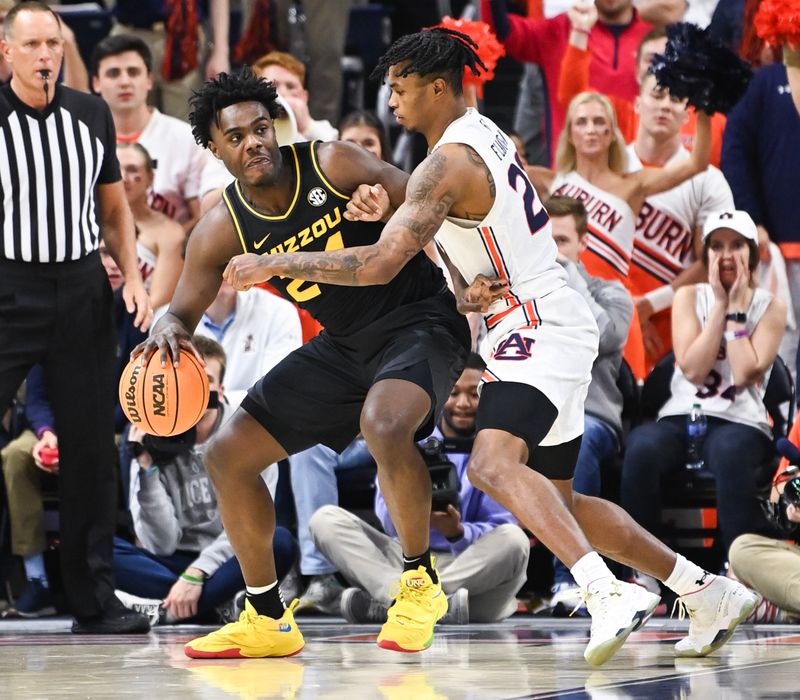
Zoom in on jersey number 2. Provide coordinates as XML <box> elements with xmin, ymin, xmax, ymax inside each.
<box><xmin>284</xmin><ymin>231</ymin><xmax>344</xmax><ymax>302</ymax></box>
<box><xmin>507</xmin><ymin>158</ymin><xmax>548</xmax><ymax>235</ymax></box>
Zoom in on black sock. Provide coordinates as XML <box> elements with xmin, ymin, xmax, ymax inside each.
<box><xmin>246</xmin><ymin>585</ymin><xmax>285</xmax><ymax>619</ymax></box>
<box><xmin>403</xmin><ymin>549</ymin><xmax>438</xmax><ymax>584</ymax></box>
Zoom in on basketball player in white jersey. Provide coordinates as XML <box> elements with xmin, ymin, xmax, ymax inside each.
<box><xmin>223</xmin><ymin>28</ymin><xmax>758</xmax><ymax>664</ymax></box>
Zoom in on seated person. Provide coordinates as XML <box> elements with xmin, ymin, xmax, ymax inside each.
<box><xmin>544</xmin><ymin>196</ymin><xmax>633</xmax><ymax>611</ymax></box>
<box><xmin>309</xmin><ymin>355</ymin><xmax>530</xmax><ymax>624</ymax></box>
<box><xmin>620</xmin><ymin>211</ymin><xmax>787</xmax><ymax>563</ymax></box>
<box><xmin>1</xmin><ymin>365</ymin><xmax>57</xmax><ymax>618</ymax></box>
<box><xmin>729</xmin><ymin>420</ymin><xmax>800</xmax><ymax>623</ymax></box>
<box><xmin>117</xmin><ymin>142</ymin><xmax>185</xmax><ymax>309</ymax></box>
<box><xmin>113</xmin><ymin>336</ymin><xmax>297</xmax><ymax>624</ymax></box>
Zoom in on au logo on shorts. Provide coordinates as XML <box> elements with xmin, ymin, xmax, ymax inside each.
<box><xmin>494</xmin><ymin>333</ymin><xmax>535</xmax><ymax>361</ymax></box>
<box><xmin>307</xmin><ymin>187</ymin><xmax>327</xmax><ymax>206</ymax></box>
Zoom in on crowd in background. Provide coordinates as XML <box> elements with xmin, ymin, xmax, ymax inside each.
<box><xmin>1</xmin><ymin>0</ymin><xmax>799</xmax><ymax>628</ymax></box>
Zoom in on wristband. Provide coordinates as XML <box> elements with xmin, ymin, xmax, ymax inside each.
<box><xmin>644</xmin><ymin>284</ymin><xmax>675</xmax><ymax>313</ymax></box>
<box><xmin>180</xmin><ymin>572</ymin><xmax>204</xmax><ymax>585</ymax></box>
<box><xmin>724</xmin><ymin>328</ymin><xmax>749</xmax><ymax>342</ymax></box>
<box><xmin>725</xmin><ymin>311</ymin><xmax>747</xmax><ymax>323</ymax></box>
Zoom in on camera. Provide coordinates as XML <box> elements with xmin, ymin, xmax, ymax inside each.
<box><xmin>417</xmin><ymin>436</ymin><xmax>462</xmax><ymax>512</ymax></box>
<box><xmin>128</xmin><ymin>391</ymin><xmax>219</xmax><ymax>465</ymax></box>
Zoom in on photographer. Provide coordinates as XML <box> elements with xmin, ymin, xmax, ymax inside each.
<box><xmin>309</xmin><ymin>354</ymin><xmax>530</xmax><ymax>624</ymax></box>
<box><xmin>113</xmin><ymin>336</ymin><xmax>297</xmax><ymax>624</ymax></box>
<box><xmin>728</xmin><ymin>425</ymin><xmax>800</xmax><ymax>623</ymax></box>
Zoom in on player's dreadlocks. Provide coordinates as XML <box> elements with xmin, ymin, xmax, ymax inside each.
<box><xmin>371</xmin><ymin>28</ymin><xmax>487</xmax><ymax>96</ymax></box>
<box><xmin>189</xmin><ymin>67</ymin><xmax>282</xmax><ymax>148</ymax></box>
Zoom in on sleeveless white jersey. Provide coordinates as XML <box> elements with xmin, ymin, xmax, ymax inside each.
<box><xmin>659</xmin><ymin>284</ymin><xmax>774</xmax><ymax>437</ymax></box>
<box><xmin>626</xmin><ymin>144</ymin><xmax>734</xmax><ymax>293</ymax></box>
<box><xmin>550</xmin><ymin>171</ymin><xmax>635</xmax><ymax>281</ymax></box>
<box><xmin>433</xmin><ymin>109</ymin><xmax>566</xmax><ymax>330</ymax></box>
<box><xmin>136</xmin><ymin>239</ymin><xmax>157</xmax><ymax>291</ymax></box>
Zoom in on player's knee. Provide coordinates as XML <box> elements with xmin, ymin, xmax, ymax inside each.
<box><xmin>467</xmin><ymin>451</ymin><xmax>507</xmax><ymax>495</ymax></box>
<box><xmin>360</xmin><ymin>410</ymin><xmax>416</xmax><ymax>456</ymax></box>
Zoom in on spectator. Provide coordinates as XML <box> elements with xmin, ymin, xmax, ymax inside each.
<box><xmin>114</xmin><ymin>336</ymin><xmax>297</xmax><ymax>625</ymax></box>
<box><xmin>1</xmin><ymin>365</ymin><xmax>57</xmax><ymax>618</ymax></box>
<box><xmin>482</xmin><ymin>0</ymin><xmax>652</xmax><ymax>160</ymax></box>
<box><xmin>252</xmin><ymin>51</ymin><xmax>338</xmax><ymax>142</ymax></box>
<box><xmin>557</xmin><ymin>19</ymin><xmax>728</xmax><ymax>166</ymax></box>
<box><xmin>722</xmin><ymin>59</ymin><xmax>800</xmax><ymax>384</ymax></box>
<box><xmin>117</xmin><ymin>142</ymin><xmax>185</xmax><ymax>309</ymax></box>
<box><xmin>0</xmin><ymin>2</ymin><xmax>150</xmax><ymax>635</ymax></box>
<box><xmin>339</xmin><ymin>109</ymin><xmax>393</xmax><ymax>162</ymax></box>
<box><xmin>268</xmin><ymin>0</ymin><xmax>356</xmax><ymax>126</ymax></box>
<box><xmin>620</xmin><ymin>210</ymin><xmax>786</xmax><ymax>562</ymax></box>
<box><xmin>544</xmin><ymin>195</ymin><xmax>633</xmax><ymax>612</ymax></box>
<box><xmin>527</xmin><ymin>90</ymin><xmax>711</xmax><ymax>377</ymax></box>
<box><xmin>92</xmin><ymin>34</ymin><xmax>210</xmax><ymax>231</ymax></box>
<box><xmin>729</xmin><ymin>419</ymin><xmax>800</xmax><ymax>623</ymax></box>
<box><xmin>309</xmin><ymin>355</ymin><xmax>531</xmax><ymax>624</ymax></box>
<box><xmin>111</xmin><ymin>0</ymin><xmax>230</xmax><ymax>121</ymax></box>
<box><xmin>627</xmin><ymin>73</ymin><xmax>734</xmax><ymax>370</ymax></box>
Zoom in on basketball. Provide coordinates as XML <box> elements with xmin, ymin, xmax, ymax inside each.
<box><xmin>118</xmin><ymin>349</ymin><xmax>210</xmax><ymax>437</ymax></box>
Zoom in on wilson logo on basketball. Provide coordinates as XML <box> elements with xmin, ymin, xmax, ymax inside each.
<box><xmin>124</xmin><ymin>364</ymin><xmax>143</xmax><ymax>423</ymax></box>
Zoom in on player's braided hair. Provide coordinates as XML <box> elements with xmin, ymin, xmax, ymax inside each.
<box><xmin>371</xmin><ymin>27</ymin><xmax>487</xmax><ymax>96</ymax></box>
<box><xmin>189</xmin><ymin>67</ymin><xmax>282</xmax><ymax>148</ymax></box>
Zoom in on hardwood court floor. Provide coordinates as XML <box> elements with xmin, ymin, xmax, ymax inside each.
<box><xmin>2</xmin><ymin>616</ymin><xmax>800</xmax><ymax>698</ymax></box>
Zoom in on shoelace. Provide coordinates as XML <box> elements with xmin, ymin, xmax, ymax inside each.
<box><xmin>671</xmin><ymin>597</ymin><xmax>688</xmax><ymax>622</ymax></box>
<box><xmin>571</xmin><ymin>580</ymin><xmax>623</xmax><ymax>617</ymax></box>
<box><xmin>388</xmin><ymin>581</ymin><xmax>435</xmax><ymax>623</ymax></box>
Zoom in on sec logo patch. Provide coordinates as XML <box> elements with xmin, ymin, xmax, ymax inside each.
<box><xmin>307</xmin><ymin>187</ymin><xmax>327</xmax><ymax>206</ymax></box>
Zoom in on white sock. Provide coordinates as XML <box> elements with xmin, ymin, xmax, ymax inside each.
<box><xmin>571</xmin><ymin>552</ymin><xmax>615</xmax><ymax>592</ymax></box>
<box><xmin>23</xmin><ymin>553</ymin><xmax>48</xmax><ymax>588</ymax></box>
<box><xmin>246</xmin><ymin>581</ymin><xmax>278</xmax><ymax>595</ymax></box>
<box><xmin>663</xmin><ymin>554</ymin><xmax>715</xmax><ymax>597</ymax></box>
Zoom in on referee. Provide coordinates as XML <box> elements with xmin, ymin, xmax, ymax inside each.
<box><xmin>0</xmin><ymin>2</ymin><xmax>151</xmax><ymax>633</ymax></box>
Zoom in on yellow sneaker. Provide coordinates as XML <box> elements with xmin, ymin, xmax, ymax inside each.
<box><xmin>377</xmin><ymin>565</ymin><xmax>447</xmax><ymax>653</ymax></box>
<box><xmin>184</xmin><ymin>599</ymin><xmax>304</xmax><ymax>659</ymax></box>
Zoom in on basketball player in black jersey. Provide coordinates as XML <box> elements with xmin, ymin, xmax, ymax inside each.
<box><xmin>133</xmin><ymin>69</ymin><xmax>489</xmax><ymax>658</ymax></box>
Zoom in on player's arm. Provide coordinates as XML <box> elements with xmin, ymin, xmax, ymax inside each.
<box><xmin>223</xmin><ymin>146</ymin><xmax>467</xmax><ymax>289</ymax></box>
<box><xmin>134</xmin><ymin>203</ymin><xmax>241</xmax><ymax>366</ymax></box>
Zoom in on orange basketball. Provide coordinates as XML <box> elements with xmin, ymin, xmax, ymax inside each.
<box><xmin>119</xmin><ymin>349</ymin><xmax>210</xmax><ymax>437</ymax></box>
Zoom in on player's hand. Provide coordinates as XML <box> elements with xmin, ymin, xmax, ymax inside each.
<box><xmin>459</xmin><ymin>274</ymin><xmax>509</xmax><ymax>313</ymax></box>
<box><xmin>223</xmin><ymin>253</ymin><xmax>274</xmax><ymax>291</ymax></box>
<box><xmin>163</xmin><ymin>572</ymin><xmax>203</xmax><ymax>621</ymax></box>
<box><xmin>123</xmin><ymin>277</ymin><xmax>153</xmax><ymax>331</ymax></box>
<box><xmin>430</xmin><ymin>504</ymin><xmax>464</xmax><ymax>539</ymax></box>
<box><xmin>131</xmin><ymin>318</ymin><xmax>202</xmax><ymax>369</ymax></box>
<box><xmin>344</xmin><ymin>184</ymin><xmax>390</xmax><ymax>222</ymax></box>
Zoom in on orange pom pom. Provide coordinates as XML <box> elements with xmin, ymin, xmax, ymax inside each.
<box><xmin>755</xmin><ymin>0</ymin><xmax>800</xmax><ymax>49</ymax></box>
<box><xmin>434</xmin><ymin>17</ymin><xmax>505</xmax><ymax>98</ymax></box>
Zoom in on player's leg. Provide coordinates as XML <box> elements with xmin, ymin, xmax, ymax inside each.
<box><xmin>468</xmin><ymin>382</ymin><xmax>659</xmax><ymax>666</ymax></box>
<box><xmin>561</xmin><ymin>474</ymin><xmax>758</xmax><ymax>657</ymax></box>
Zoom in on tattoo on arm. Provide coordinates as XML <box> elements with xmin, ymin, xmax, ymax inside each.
<box><xmin>464</xmin><ymin>145</ymin><xmax>495</xmax><ymax>198</ymax></box>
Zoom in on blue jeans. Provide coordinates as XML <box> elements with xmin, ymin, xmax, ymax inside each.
<box><xmin>112</xmin><ymin>527</ymin><xmax>297</xmax><ymax>616</ymax></box>
<box><xmin>620</xmin><ymin>415</ymin><xmax>773</xmax><ymax>551</ymax></box>
<box><xmin>553</xmin><ymin>415</ymin><xmax>618</xmax><ymax>586</ymax></box>
<box><xmin>290</xmin><ymin>438</ymin><xmax>372</xmax><ymax>575</ymax></box>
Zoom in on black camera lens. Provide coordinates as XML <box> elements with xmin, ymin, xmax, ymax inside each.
<box><xmin>784</xmin><ymin>476</ymin><xmax>800</xmax><ymax>506</ymax></box>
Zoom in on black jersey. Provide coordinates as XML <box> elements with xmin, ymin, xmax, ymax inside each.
<box><xmin>222</xmin><ymin>141</ymin><xmax>448</xmax><ymax>336</ymax></box>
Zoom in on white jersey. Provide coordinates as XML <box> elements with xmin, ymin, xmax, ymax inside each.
<box><xmin>659</xmin><ymin>284</ymin><xmax>774</xmax><ymax>437</ymax></box>
<box><xmin>433</xmin><ymin>109</ymin><xmax>566</xmax><ymax>331</ymax></box>
<box><xmin>626</xmin><ymin>144</ymin><xmax>734</xmax><ymax>293</ymax></box>
<box><xmin>136</xmin><ymin>239</ymin><xmax>157</xmax><ymax>290</ymax></box>
<box><xmin>136</xmin><ymin>109</ymin><xmax>209</xmax><ymax>224</ymax></box>
<box><xmin>550</xmin><ymin>171</ymin><xmax>635</xmax><ymax>282</ymax></box>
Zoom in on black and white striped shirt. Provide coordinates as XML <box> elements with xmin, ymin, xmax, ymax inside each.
<box><xmin>0</xmin><ymin>83</ymin><xmax>120</xmax><ymax>263</ymax></box>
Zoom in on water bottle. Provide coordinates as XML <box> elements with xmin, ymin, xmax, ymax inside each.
<box><xmin>686</xmin><ymin>403</ymin><xmax>707</xmax><ymax>471</ymax></box>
